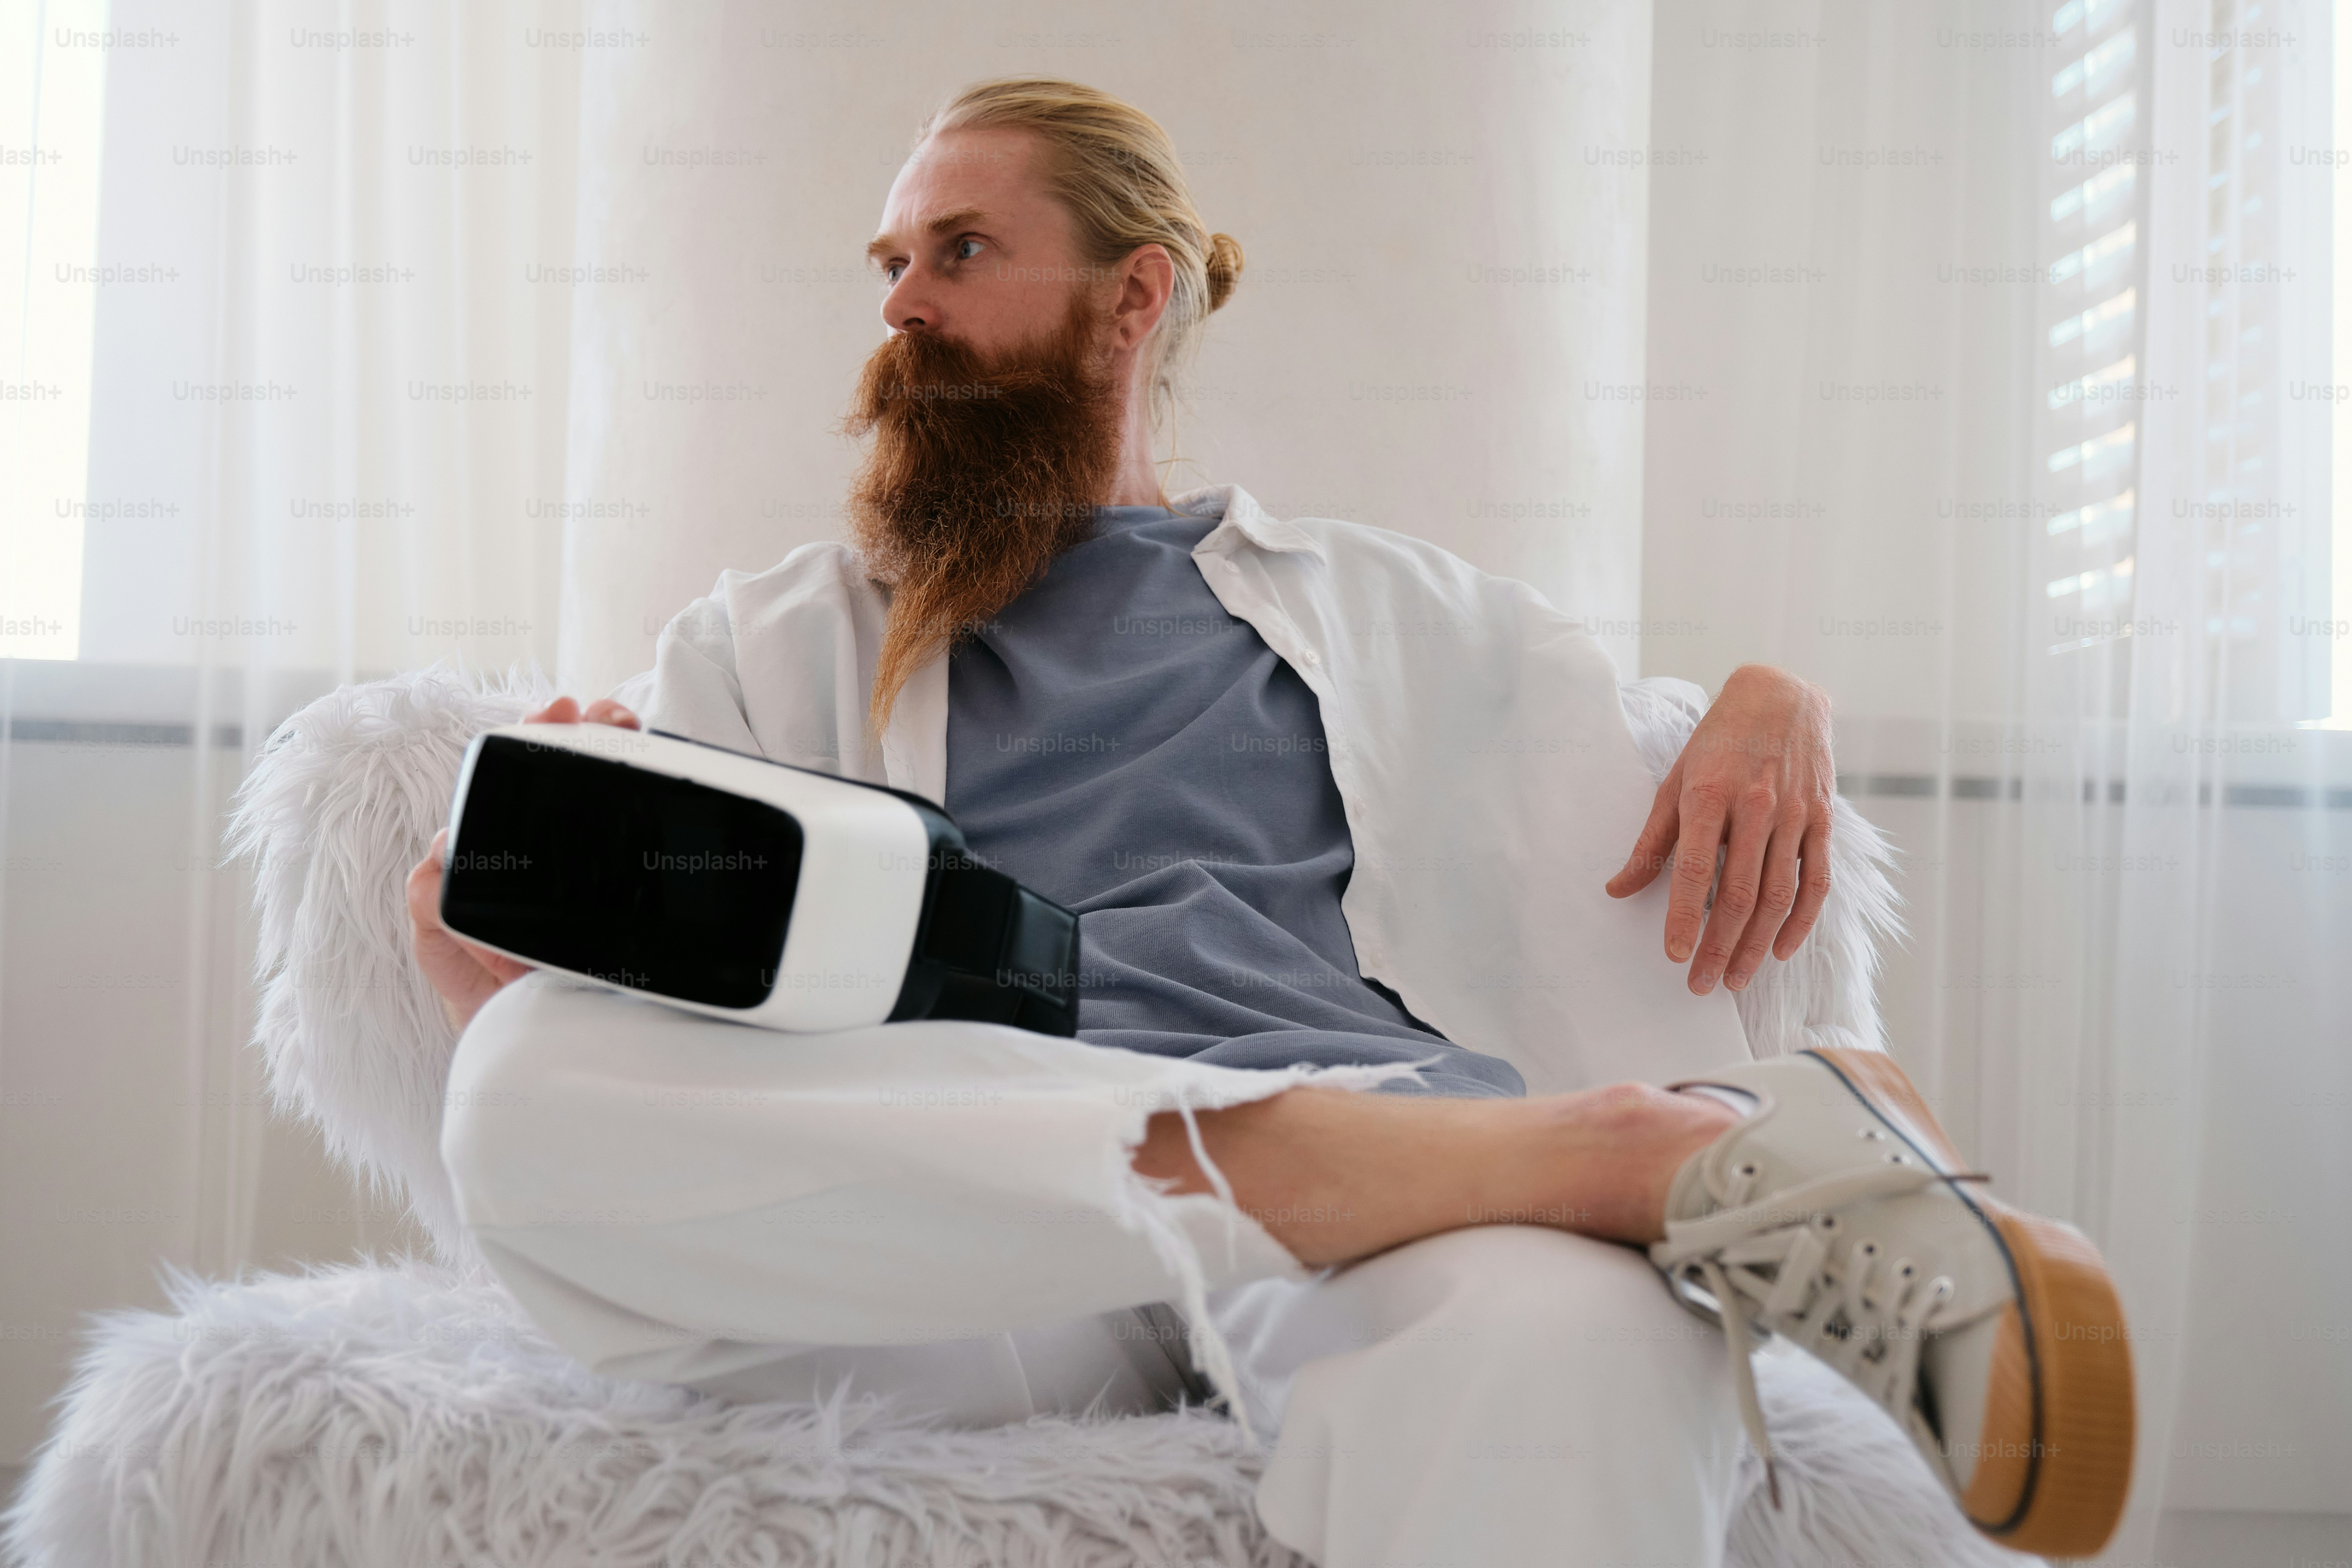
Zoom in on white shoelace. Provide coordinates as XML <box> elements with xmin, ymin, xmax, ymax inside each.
<box><xmin>1652</xmin><ymin>1157</ymin><xmax>1974</xmax><ymax>1507</ymax></box>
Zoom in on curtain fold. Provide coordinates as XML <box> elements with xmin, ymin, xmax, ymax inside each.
<box><xmin>0</xmin><ymin>0</ymin><xmax>581</xmax><ymax>1463</ymax></box>
<box><xmin>1645</xmin><ymin>0</ymin><xmax>2349</xmax><ymax>1555</ymax></box>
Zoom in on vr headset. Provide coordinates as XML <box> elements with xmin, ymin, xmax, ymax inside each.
<box><xmin>438</xmin><ymin>725</ymin><xmax>1081</xmax><ymax>1035</ymax></box>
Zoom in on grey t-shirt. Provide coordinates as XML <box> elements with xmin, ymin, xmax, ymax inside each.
<box><xmin>942</xmin><ymin>503</ymin><xmax>1524</xmax><ymax>1100</ymax></box>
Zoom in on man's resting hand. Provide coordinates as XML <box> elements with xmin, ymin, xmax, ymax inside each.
<box><xmin>1605</xmin><ymin>664</ymin><xmax>1835</xmax><ymax>996</ymax></box>
<box><xmin>406</xmin><ymin>696</ymin><xmax>638</xmax><ymax>1032</ymax></box>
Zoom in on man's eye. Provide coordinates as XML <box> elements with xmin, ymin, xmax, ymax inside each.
<box><xmin>882</xmin><ymin>263</ymin><xmax>903</xmax><ymax>284</ymax></box>
<box><xmin>955</xmin><ymin>237</ymin><xmax>984</xmax><ymax>262</ymax></box>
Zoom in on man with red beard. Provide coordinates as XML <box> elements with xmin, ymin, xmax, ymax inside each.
<box><xmin>410</xmin><ymin>78</ymin><xmax>2132</xmax><ymax>1568</ymax></box>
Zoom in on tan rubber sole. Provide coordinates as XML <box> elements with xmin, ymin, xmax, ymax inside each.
<box><xmin>1811</xmin><ymin>1048</ymin><xmax>2137</xmax><ymax>1558</ymax></box>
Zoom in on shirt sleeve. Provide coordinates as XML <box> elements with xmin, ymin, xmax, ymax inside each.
<box><xmin>621</xmin><ymin>578</ymin><xmax>764</xmax><ymax>755</ymax></box>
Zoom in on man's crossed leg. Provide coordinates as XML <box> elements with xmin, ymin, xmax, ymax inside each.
<box><xmin>444</xmin><ymin>977</ymin><xmax>1751</xmax><ymax>1568</ymax></box>
<box><xmin>442</xmin><ymin>968</ymin><xmax>2132</xmax><ymax>1566</ymax></box>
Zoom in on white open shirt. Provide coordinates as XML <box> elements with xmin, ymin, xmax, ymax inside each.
<box><xmin>613</xmin><ymin>481</ymin><xmax>1769</xmax><ymax>1097</ymax></box>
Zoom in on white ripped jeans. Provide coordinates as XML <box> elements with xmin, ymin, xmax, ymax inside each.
<box><xmin>441</xmin><ymin>975</ymin><xmax>1747</xmax><ymax>1568</ymax></box>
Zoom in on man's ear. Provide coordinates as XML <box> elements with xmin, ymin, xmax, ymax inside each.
<box><xmin>1110</xmin><ymin>242</ymin><xmax>1175</xmax><ymax>351</ymax></box>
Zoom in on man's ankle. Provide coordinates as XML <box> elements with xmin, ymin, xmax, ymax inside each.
<box><xmin>1522</xmin><ymin>1082</ymin><xmax>1740</xmax><ymax>1245</ymax></box>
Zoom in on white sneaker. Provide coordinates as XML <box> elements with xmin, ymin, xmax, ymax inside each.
<box><xmin>1649</xmin><ymin>1048</ymin><xmax>2135</xmax><ymax>1559</ymax></box>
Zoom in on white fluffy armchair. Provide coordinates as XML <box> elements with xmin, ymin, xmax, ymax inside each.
<box><xmin>2</xmin><ymin>666</ymin><xmax>2030</xmax><ymax>1568</ymax></box>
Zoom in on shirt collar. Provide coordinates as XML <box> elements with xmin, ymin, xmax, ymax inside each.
<box><xmin>1168</xmin><ymin>482</ymin><xmax>1324</xmax><ymax>558</ymax></box>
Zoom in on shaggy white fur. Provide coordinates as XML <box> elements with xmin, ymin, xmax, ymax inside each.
<box><xmin>0</xmin><ymin>665</ymin><xmax>2016</xmax><ymax>1568</ymax></box>
<box><xmin>2</xmin><ymin>1260</ymin><xmax>2036</xmax><ymax>1568</ymax></box>
<box><xmin>220</xmin><ymin>664</ymin><xmax>554</xmax><ymax>1272</ymax></box>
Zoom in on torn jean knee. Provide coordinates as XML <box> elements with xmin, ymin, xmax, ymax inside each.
<box><xmin>441</xmin><ymin>974</ymin><xmax>1425</xmax><ymax>1439</ymax></box>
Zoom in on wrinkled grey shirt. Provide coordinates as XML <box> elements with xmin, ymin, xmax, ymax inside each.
<box><xmin>944</xmin><ymin>504</ymin><xmax>1524</xmax><ymax>1100</ymax></box>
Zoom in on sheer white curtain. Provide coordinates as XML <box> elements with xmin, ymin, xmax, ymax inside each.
<box><xmin>1645</xmin><ymin>0</ymin><xmax>2349</xmax><ymax>1559</ymax></box>
<box><xmin>0</xmin><ymin>0</ymin><xmax>581</xmax><ymax>1463</ymax></box>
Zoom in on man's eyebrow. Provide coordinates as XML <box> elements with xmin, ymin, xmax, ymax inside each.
<box><xmin>864</xmin><ymin>207</ymin><xmax>991</xmax><ymax>265</ymax></box>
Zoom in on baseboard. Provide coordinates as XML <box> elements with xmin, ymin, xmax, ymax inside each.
<box><xmin>2152</xmin><ymin>1509</ymin><xmax>2352</xmax><ymax>1568</ymax></box>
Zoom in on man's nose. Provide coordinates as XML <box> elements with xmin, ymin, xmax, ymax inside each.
<box><xmin>882</xmin><ymin>273</ymin><xmax>935</xmax><ymax>334</ymax></box>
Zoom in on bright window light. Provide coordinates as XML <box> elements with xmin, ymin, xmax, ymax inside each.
<box><xmin>2335</xmin><ymin>9</ymin><xmax>2352</xmax><ymax>724</ymax></box>
<box><xmin>1</xmin><ymin>0</ymin><xmax>110</xmax><ymax>661</ymax></box>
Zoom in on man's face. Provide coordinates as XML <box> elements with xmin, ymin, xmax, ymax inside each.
<box><xmin>842</xmin><ymin>124</ymin><xmax>1134</xmax><ymax>734</ymax></box>
<box><xmin>866</xmin><ymin>126</ymin><xmax>1091</xmax><ymax>362</ymax></box>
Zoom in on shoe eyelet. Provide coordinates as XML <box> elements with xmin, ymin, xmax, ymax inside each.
<box><xmin>1813</xmin><ymin>1213</ymin><xmax>1840</xmax><ymax>1233</ymax></box>
<box><xmin>1738</xmin><ymin>1162</ymin><xmax>1760</xmax><ymax>1179</ymax></box>
<box><xmin>1858</xmin><ymin>1241</ymin><xmax>1879</xmax><ymax>1257</ymax></box>
<box><xmin>1886</xmin><ymin>1152</ymin><xmax>1909</xmax><ymax>1165</ymax></box>
<box><xmin>1858</xmin><ymin>1127</ymin><xmax>1885</xmax><ymax>1140</ymax></box>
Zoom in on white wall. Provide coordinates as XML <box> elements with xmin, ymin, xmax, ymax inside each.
<box><xmin>556</xmin><ymin>0</ymin><xmax>1660</xmax><ymax>696</ymax></box>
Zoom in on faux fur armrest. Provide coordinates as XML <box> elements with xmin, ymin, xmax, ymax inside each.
<box><xmin>225</xmin><ymin>666</ymin><xmax>554</xmax><ymax>1268</ymax></box>
<box><xmin>1617</xmin><ymin>677</ymin><xmax>1904</xmax><ymax>1056</ymax></box>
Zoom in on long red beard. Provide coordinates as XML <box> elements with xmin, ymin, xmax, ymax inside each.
<box><xmin>841</xmin><ymin>290</ymin><xmax>1124</xmax><ymax>735</ymax></box>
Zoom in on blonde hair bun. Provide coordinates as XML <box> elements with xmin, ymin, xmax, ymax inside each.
<box><xmin>1205</xmin><ymin>232</ymin><xmax>1244</xmax><ymax>311</ymax></box>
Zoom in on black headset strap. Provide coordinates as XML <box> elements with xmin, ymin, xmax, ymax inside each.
<box><xmin>905</xmin><ymin>853</ymin><xmax>1082</xmax><ymax>1036</ymax></box>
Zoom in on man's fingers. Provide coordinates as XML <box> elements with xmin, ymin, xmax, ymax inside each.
<box><xmin>405</xmin><ymin>829</ymin><xmax>449</xmax><ymax>921</ymax></box>
<box><xmin>407</xmin><ymin>822</ymin><xmax>535</xmax><ymax>1031</ymax></box>
<box><xmin>1725</xmin><ymin>813</ymin><xmax>1804</xmax><ymax>991</ymax></box>
<box><xmin>404</xmin><ymin>859</ymin><xmax>436</xmax><ymax>929</ymax></box>
<box><xmin>1772</xmin><ymin>817</ymin><xmax>1835</xmax><ymax>961</ymax></box>
<box><xmin>521</xmin><ymin>695</ymin><xmax>637</xmax><ymax>729</ymax></box>
<box><xmin>1685</xmin><ymin>787</ymin><xmax>1771</xmax><ymax>992</ymax></box>
<box><xmin>452</xmin><ymin>932</ymin><xmax>533</xmax><ymax>984</ymax></box>
<box><xmin>1664</xmin><ymin>783</ymin><xmax>1732</xmax><ymax>963</ymax></box>
<box><xmin>1606</xmin><ymin>770</ymin><xmax>1683</xmax><ymax>897</ymax></box>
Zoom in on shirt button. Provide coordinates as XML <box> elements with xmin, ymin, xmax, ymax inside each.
<box><xmin>1300</xmin><ymin>649</ymin><xmax>1323</xmax><ymax>667</ymax></box>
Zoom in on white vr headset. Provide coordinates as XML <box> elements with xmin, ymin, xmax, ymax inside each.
<box><xmin>439</xmin><ymin>724</ymin><xmax>1081</xmax><ymax>1035</ymax></box>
